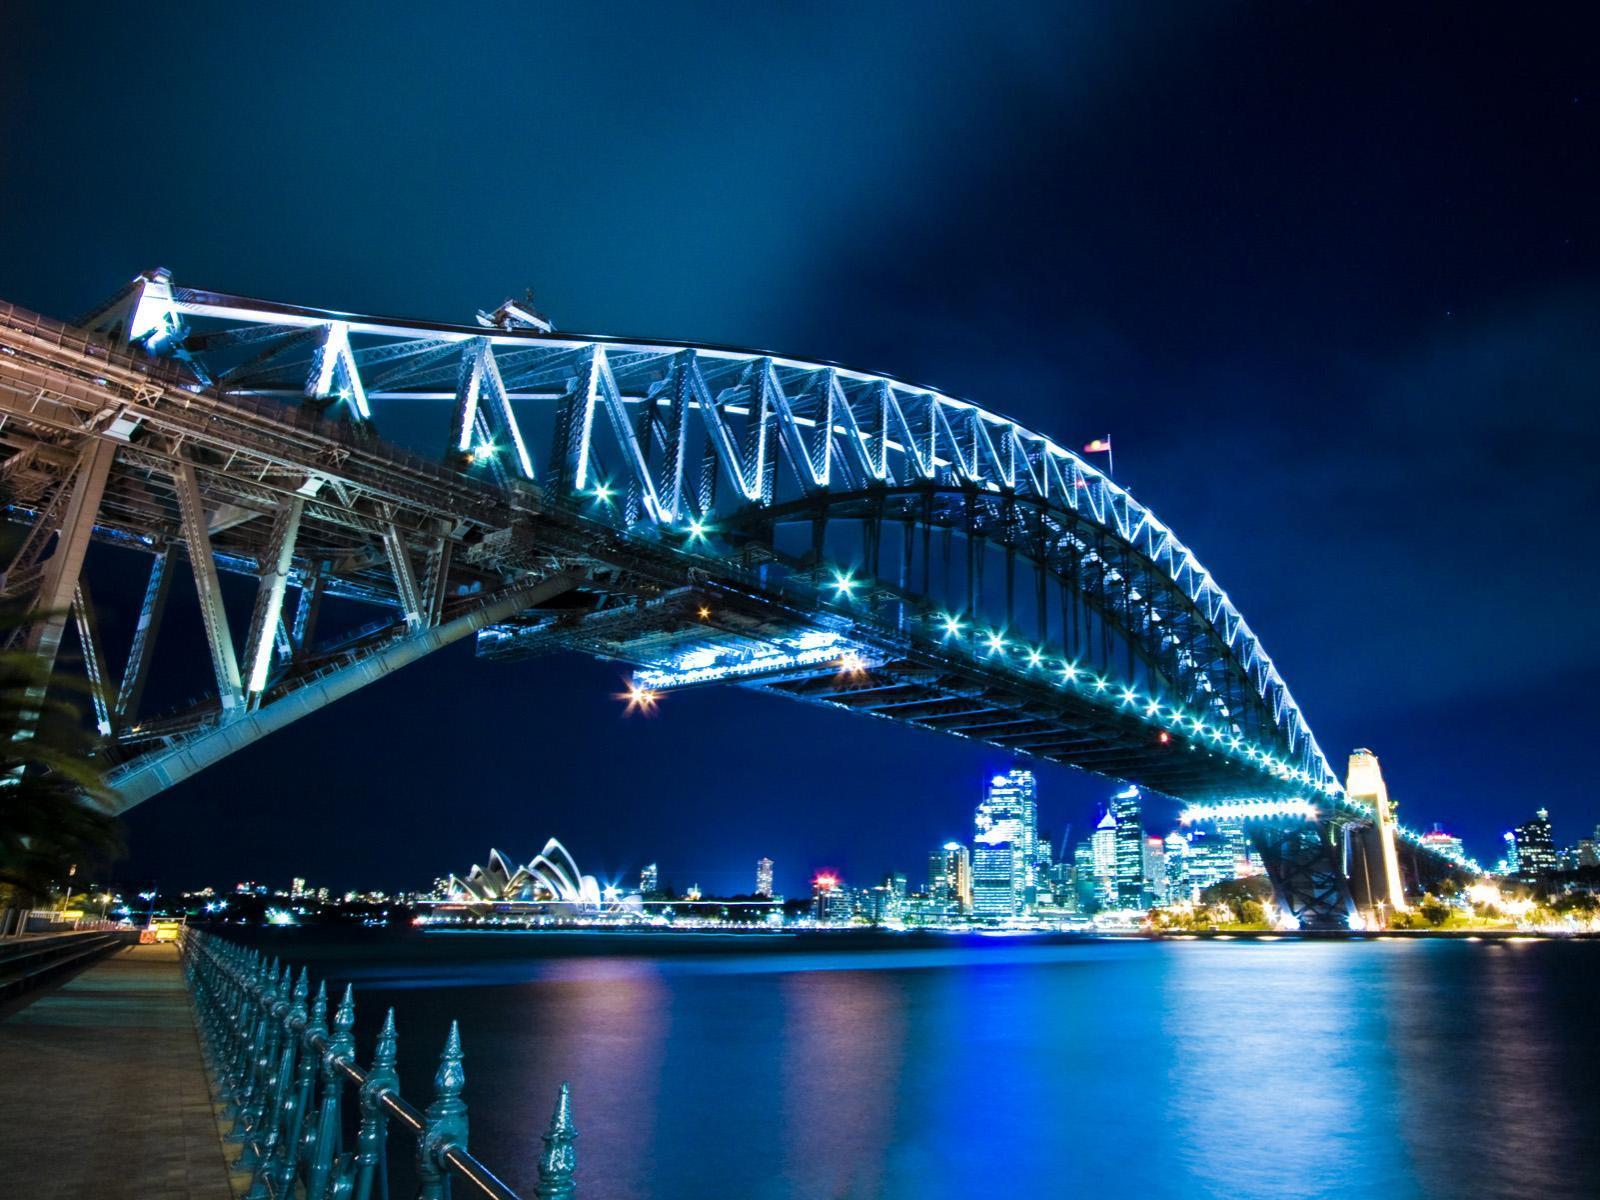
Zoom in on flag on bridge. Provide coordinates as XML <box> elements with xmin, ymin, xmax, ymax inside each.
<box><xmin>1083</xmin><ymin>436</ymin><xmax>1112</xmax><ymax>454</ymax></box>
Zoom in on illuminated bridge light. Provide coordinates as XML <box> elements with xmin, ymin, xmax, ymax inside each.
<box><xmin>1120</xmin><ymin>686</ymin><xmax>1137</xmax><ymax>705</ymax></box>
<box><xmin>1094</xmin><ymin>677</ymin><xmax>1109</xmax><ymax>692</ymax></box>
<box><xmin>623</xmin><ymin>682</ymin><xmax>658</xmax><ymax>712</ymax></box>
<box><xmin>838</xmin><ymin>651</ymin><xmax>867</xmax><ymax>675</ymax></box>
<box><xmin>830</xmin><ymin>570</ymin><xmax>857</xmax><ymax>597</ymax></box>
<box><xmin>687</xmin><ymin>517</ymin><xmax>709</xmax><ymax>541</ymax></box>
<box><xmin>940</xmin><ymin>613</ymin><xmax>965</xmax><ymax>637</ymax></box>
<box><xmin>1060</xmin><ymin>662</ymin><xmax>1078</xmax><ymax>680</ymax></box>
<box><xmin>1026</xmin><ymin>648</ymin><xmax>1043</xmax><ymax>667</ymax></box>
<box><xmin>591</xmin><ymin>482</ymin><xmax>614</xmax><ymax>502</ymax></box>
<box><xmin>1145</xmin><ymin>700</ymin><xmax>1161</xmax><ymax>717</ymax></box>
<box><xmin>985</xmin><ymin>631</ymin><xmax>1007</xmax><ymax>653</ymax></box>
<box><xmin>1179</xmin><ymin>798</ymin><xmax>1320</xmax><ymax>825</ymax></box>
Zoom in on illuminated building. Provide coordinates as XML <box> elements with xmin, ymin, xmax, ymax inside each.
<box><xmin>812</xmin><ymin>873</ymin><xmax>850</xmax><ymax>923</ymax></box>
<box><xmin>439</xmin><ymin>839</ymin><xmax>607</xmax><ymax>914</ymax></box>
<box><xmin>974</xmin><ymin>769</ymin><xmax>1039</xmax><ymax>904</ymax></box>
<box><xmin>1163</xmin><ymin>832</ymin><xmax>1192</xmax><ymax>903</ymax></box>
<box><xmin>972</xmin><ymin>838</ymin><xmax>1019</xmax><ymax>918</ymax></box>
<box><xmin>1419</xmin><ymin>825</ymin><xmax>1467</xmax><ymax>867</ymax></box>
<box><xmin>870</xmin><ymin>873</ymin><xmax>908</xmax><ymax>922</ymax></box>
<box><xmin>291</xmin><ymin>877</ymin><xmax>307</xmax><ymax>900</ymax></box>
<box><xmin>755</xmin><ymin>857</ymin><xmax>774</xmax><ymax>898</ymax></box>
<box><xmin>640</xmin><ymin>862</ymin><xmax>659</xmax><ymax>897</ymax></box>
<box><xmin>1105</xmin><ymin>786</ymin><xmax>1148</xmax><ymax>907</ymax></box>
<box><xmin>928</xmin><ymin>842</ymin><xmax>973</xmax><ymax>914</ymax></box>
<box><xmin>1142</xmin><ymin>836</ymin><xmax>1166</xmax><ymax>904</ymax></box>
<box><xmin>1070</xmin><ymin>842</ymin><xmax>1097</xmax><ymax>911</ymax></box>
<box><xmin>1510</xmin><ymin>809</ymin><xmax>1557</xmax><ymax>879</ymax></box>
<box><xmin>1090</xmin><ymin>809</ymin><xmax>1118</xmax><ymax>909</ymax></box>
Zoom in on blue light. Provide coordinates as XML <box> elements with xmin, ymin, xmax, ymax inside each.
<box><xmin>831</xmin><ymin>570</ymin><xmax>857</xmax><ymax>596</ymax></box>
<box><xmin>1026</xmin><ymin>648</ymin><xmax>1043</xmax><ymax>667</ymax></box>
<box><xmin>941</xmin><ymin>614</ymin><xmax>965</xmax><ymax>637</ymax></box>
<box><xmin>592</xmin><ymin>482</ymin><xmax>614</xmax><ymax>503</ymax></box>
<box><xmin>687</xmin><ymin>517</ymin><xmax>709</xmax><ymax>541</ymax></box>
<box><xmin>985</xmin><ymin>631</ymin><xmax>1006</xmax><ymax>653</ymax></box>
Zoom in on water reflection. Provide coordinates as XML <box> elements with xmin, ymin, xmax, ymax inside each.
<box><xmin>251</xmin><ymin>934</ymin><xmax>1599</xmax><ymax>1200</ymax></box>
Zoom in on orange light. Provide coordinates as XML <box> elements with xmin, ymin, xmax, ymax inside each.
<box><xmin>1158</xmin><ymin>731</ymin><xmax>1171</xmax><ymax>744</ymax></box>
<box><xmin>698</xmin><ymin>606</ymin><xmax>711</xmax><ymax>620</ymax></box>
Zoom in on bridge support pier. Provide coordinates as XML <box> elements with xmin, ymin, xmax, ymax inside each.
<box><xmin>1251</xmin><ymin>822</ymin><xmax>1356</xmax><ymax>930</ymax></box>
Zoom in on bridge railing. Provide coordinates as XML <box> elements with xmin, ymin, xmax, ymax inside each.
<box><xmin>182</xmin><ymin>929</ymin><xmax>577</xmax><ymax>1199</ymax></box>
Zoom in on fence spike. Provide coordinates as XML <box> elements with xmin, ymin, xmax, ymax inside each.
<box><xmin>536</xmin><ymin>1082</ymin><xmax>578</xmax><ymax>1199</ymax></box>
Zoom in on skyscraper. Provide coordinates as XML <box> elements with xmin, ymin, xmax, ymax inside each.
<box><xmin>1090</xmin><ymin>809</ymin><xmax>1118</xmax><ymax>910</ymax></box>
<box><xmin>812</xmin><ymin>873</ymin><xmax>850</xmax><ymax>923</ymax></box>
<box><xmin>755</xmin><ymin>857</ymin><xmax>774</xmax><ymax>897</ymax></box>
<box><xmin>974</xmin><ymin>768</ymin><xmax>1039</xmax><ymax>907</ymax></box>
<box><xmin>1511</xmin><ymin>809</ymin><xmax>1557</xmax><ymax>878</ymax></box>
<box><xmin>1110</xmin><ymin>786</ymin><xmax>1147</xmax><ymax>908</ymax></box>
<box><xmin>1163</xmin><ymin>832</ymin><xmax>1192</xmax><ymax>903</ymax></box>
<box><xmin>640</xmin><ymin>863</ymin><xmax>659</xmax><ymax>897</ymax></box>
<box><xmin>971</xmin><ymin>837</ymin><xmax>1018</xmax><ymax>918</ymax></box>
<box><xmin>929</xmin><ymin>842</ymin><xmax>973</xmax><ymax>913</ymax></box>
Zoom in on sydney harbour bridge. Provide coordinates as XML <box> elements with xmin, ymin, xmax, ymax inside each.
<box><xmin>0</xmin><ymin>270</ymin><xmax>1466</xmax><ymax>928</ymax></box>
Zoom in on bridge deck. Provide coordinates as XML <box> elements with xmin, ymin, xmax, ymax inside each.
<box><xmin>0</xmin><ymin>942</ymin><xmax>234</xmax><ymax>1199</ymax></box>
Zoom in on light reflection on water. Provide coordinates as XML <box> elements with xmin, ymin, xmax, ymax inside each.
<box><xmin>252</xmin><ymin>934</ymin><xmax>1599</xmax><ymax>1200</ymax></box>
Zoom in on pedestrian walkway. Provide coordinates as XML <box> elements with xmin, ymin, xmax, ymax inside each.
<box><xmin>0</xmin><ymin>942</ymin><xmax>235</xmax><ymax>1199</ymax></box>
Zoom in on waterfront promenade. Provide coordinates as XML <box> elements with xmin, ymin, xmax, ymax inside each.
<box><xmin>0</xmin><ymin>942</ymin><xmax>234</xmax><ymax>1199</ymax></box>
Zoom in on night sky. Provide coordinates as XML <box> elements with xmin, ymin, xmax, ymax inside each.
<box><xmin>2</xmin><ymin>4</ymin><xmax>1597</xmax><ymax>896</ymax></box>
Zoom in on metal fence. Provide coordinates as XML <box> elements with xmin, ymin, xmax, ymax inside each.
<box><xmin>183</xmin><ymin>929</ymin><xmax>576</xmax><ymax>1199</ymax></box>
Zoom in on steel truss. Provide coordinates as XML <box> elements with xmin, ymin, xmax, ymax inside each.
<box><xmin>0</xmin><ymin>272</ymin><xmax>1442</xmax><ymax>886</ymax></box>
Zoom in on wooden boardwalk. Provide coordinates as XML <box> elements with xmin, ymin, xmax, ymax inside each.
<box><xmin>0</xmin><ymin>942</ymin><xmax>235</xmax><ymax>1199</ymax></box>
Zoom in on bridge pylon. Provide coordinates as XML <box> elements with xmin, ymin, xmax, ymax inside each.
<box><xmin>1344</xmin><ymin>748</ymin><xmax>1409</xmax><ymax>926</ymax></box>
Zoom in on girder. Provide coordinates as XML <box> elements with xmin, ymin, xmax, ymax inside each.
<box><xmin>0</xmin><ymin>273</ymin><xmax>1459</xmax><ymax>890</ymax></box>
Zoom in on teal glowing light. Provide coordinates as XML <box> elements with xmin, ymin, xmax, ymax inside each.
<box><xmin>985</xmin><ymin>631</ymin><xmax>1006</xmax><ymax>653</ymax></box>
<box><xmin>941</xmin><ymin>614</ymin><xmax>965</xmax><ymax>637</ymax></box>
<box><xmin>1026</xmin><ymin>648</ymin><xmax>1043</xmax><ymax>667</ymax></box>
<box><xmin>687</xmin><ymin>517</ymin><xmax>709</xmax><ymax>541</ymax></box>
<box><xmin>831</xmin><ymin>570</ymin><xmax>858</xmax><ymax>596</ymax></box>
<box><xmin>592</xmin><ymin>482</ymin><xmax>614</xmax><ymax>502</ymax></box>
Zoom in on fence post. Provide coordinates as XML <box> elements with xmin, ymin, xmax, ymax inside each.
<box><xmin>306</xmin><ymin>984</ymin><xmax>355</xmax><ymax>1200</ymax></box>
<box><xmin>418</xmin><ymin>1022</ymin><xmax>469</xmax><ymax>1200</ymax></box>
<box><xmin>535</xmin><ymin>1083</ymin><xmax>577</xmax><ymax>1200</ymax></box>
<box><xmin>349</xmin><ymin>1007</ymin><xmax>398</xmax><ymax>1200</ymax></box>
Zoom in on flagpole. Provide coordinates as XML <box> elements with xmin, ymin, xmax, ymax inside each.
<box><xmin>1107</xmin><ymin>441</ymin><xmax>1114</xmax><ymax>479</ymax></box>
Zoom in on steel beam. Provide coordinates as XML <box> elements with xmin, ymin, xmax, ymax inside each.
<box><xmin>23</xmin><ymin>438</ymin><xmax>116</xmax><ymax>675</ymax></box>
<box><xmin>105</xmin><ymin>572</ymin><xmax>583</xmax><ymax>810</ymax></box>
<box><xmin>241</xmin><ymin>496</ymin><xmax>304</xmax><ymax>697</ymax></box>
<box><xmin>383</xmin><ymin>524</ymin><xmax>425</xmax><ymax>632</ymax></box>
<box><xmin>116</xmin><ymin>548</ymin><xmax>173</xmax><ymax>722</ymax></box>
<box><xmin>171</xmin><ymin>458</ymin><xmax>244</xmax><ymax>712</ymax></box>
<box><xmin>71</xmin><ymin>581</ymin><xmax>114</xmax><ymax>737</ymax></box>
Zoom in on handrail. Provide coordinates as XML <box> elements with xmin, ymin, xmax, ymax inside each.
<box><xmin>181</xmin><ymin>928</ymin><xmax>577</xmax><ymax>1199</ymax></box>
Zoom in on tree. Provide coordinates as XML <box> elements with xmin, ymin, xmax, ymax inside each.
<box><xmin>0</xmin><ymin>611</ymin><xmax>121</xmax><ymax>905</ymax></box>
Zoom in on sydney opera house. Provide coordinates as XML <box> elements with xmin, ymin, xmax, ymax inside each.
<box><xmin>426</xmin><ymin>838</ymin><xmax>638</xmax><ymax>920</ymax></box>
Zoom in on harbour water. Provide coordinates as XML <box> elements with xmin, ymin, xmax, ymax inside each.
<box><xmin>238</xmin><ymin>931</ymin><xmax>1599</xmax><ymax>1200</ymax></box>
